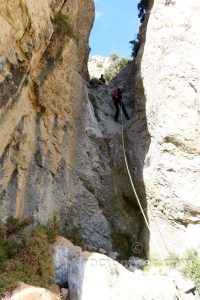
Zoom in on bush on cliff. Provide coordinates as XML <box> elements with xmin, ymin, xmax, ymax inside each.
<box><xmin>54</xmin><ymin>12</ymin><xmax>75</xmax><ymax>38</ymax></box>
<box><xmin>129</xmin><ymin>0</ymin><xmax>149</xmax><ymax>58</ymax></box>
<box><xmin>166</xmin><ymin>250</ymin><xmax>200</xmax><ymax>293</ymax></box>
<box><xmin>181</xmin><ymin>250</ymin><xmax>200</xmax><ymax>293</ymax></box>
<box><xmin>138</xmin><ymin>0</ymin><xmax>148</xmax><ymax>23</ymax></box>
<box><xmin>0</xmin><ymin>217</ymin><xmax>58</xmax><ymax>294</ymax></box>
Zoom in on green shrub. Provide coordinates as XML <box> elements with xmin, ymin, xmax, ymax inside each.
<box><xmin>143</xmin><ymin>250</ymin><xmax>200</xmax><ymax>284</ymax></box>
<box><xmin>0</xmin><ymin>217</ymin><xmax>29</xmax><ymax>264</ymax></box>
<box><xmin>23</xmin><ymin>227</ymin><xmax>54</xmax><ymax>280</ymax></box>
<box><xmin>35</xmin><ymin>213</ymin><xmax>60</xmax><ymax>244</ymax></box>
<box><xmin>0</xmin><ymin>270</ymin><xmax>27</xmax><ymax>293</ymax></box>
<box><xmin>0</xmin><ymin>217</ymin><xmax>56</xmax><ymax>294</ymax></box>
<box><xmin>0</xmin><ymin>246</ymin><xmax>6</xmax><ymax>263</ymax></box>
<box><xmin>0</xmin><ymin>224</ymin><xmax>6</xmax><ymax>240</ymax></box>
<box><xmin>142</xmin><ymin>257</ymin><xmax>163</xmax><ymax>273</ymax></box>
<box><xmin>0</xmin><ymin>216</ymin><xmax>31</xmax><ymax>239</ymax></box>
<box><xmin>181</xmin><ymin>249</ymin><xmax>200</xmax><ymax>293</ymax></box>
<box><xmin>5</xmin><ymin>216</ymin><xmax>31</xmax><ymax>236</ymax></box>
<box><xmin>104</xmin><ymin>53</ymin><xmax>130</xmax><ymax>83</ymax></box>
<box><xmin>166</xmin><ymin>252</ymin><xmax>180</xmax><ymax>269</ymax></box>
<box><xmin>0</xmin><ymin>240</ymin><xmax>23</xmax><ymax>260</ymax></box>
<box><xmin>165</xmin><ymin>250</ymin><xmax>200</xmax><ymax>293</ymax></box>
<box><xmin>54</xmin><ymin>12</ymin><xmax>75</xmax><ymax>37</ymax></box>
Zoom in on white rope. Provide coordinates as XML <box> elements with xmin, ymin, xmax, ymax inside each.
<box><xmin>119</xmin><ymin>105</ymin><xmax>182</xmax><ymax>299</ymax></box>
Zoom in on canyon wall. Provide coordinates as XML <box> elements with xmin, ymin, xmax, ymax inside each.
<box><xmin>134</xmin><ymin>0</ymin><xmax>200</xmax><ymax>255</ymax></box>
<box><xmin>0</xmin><ymin>0</ymin><xmax>142</xmax><ymax>255</ymax></box>
<box><xmin>1</xmin><ymin>0</ymin><xmax>199</xmax><ymax>258</ymax></box>
<box><xmin>0</xmin><ymin>0</ymin><xmax>96</xmax><ymax>235</ymax></box>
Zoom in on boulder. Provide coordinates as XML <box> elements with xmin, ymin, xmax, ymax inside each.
<box><xmin>9</xmin><ymin>283</ymin><xmax>60</xmax><ymax>300</ymax></box>
<box><xmin>53</xmin><ymin>237</ymin><xmax>179</xmax><ymax>300</ymax></box>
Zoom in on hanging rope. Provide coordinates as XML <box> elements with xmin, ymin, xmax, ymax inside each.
<box><xmin>119</xmin><ymin>106</ymin><xmax>182</xmax><ymax>299</ymax></box>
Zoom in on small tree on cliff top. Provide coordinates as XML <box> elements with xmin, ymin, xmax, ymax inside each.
<box><xmin>138</xmin><ymin>0</ymin><xmax>148</xmax><ymax>23</ymax></box>
<box><xmin>129</xmin><ymin>0</ymin><xmax>149</xmax><ymax>58</ymax></box>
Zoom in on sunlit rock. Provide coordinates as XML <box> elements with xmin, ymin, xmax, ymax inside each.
<box><xmin>9</xmin><ymin>283</ymin><xmax>59</xmax><ymax>300</ymax></box>
<box><xmin>134</xmin><ymin>0</ymin><xmax>200</xmax><ymax>256</ymax></box>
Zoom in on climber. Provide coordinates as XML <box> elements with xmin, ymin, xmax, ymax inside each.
<box><xmin>99</xmin><ymin>74</ymin><xmax>106</xmax><ymax>85</ymax></box>
<box><xmin>111</xmin><ymin>87</ymin><xmax>130</xmax><ymax>122</ymax></box>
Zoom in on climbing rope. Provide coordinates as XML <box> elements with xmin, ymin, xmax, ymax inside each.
<box><xmin>119</xmin><ymin>106</ymin><xmax>182</xmax><ymax>299</ymax></box>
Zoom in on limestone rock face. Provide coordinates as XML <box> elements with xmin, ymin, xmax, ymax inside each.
<box><xmin>134</xmin><ymin>0</ymin><xmax>200</xmax><ymax>255</ymax></box>
<box><xmin>0</xmin><ymin>0</ymin><xmax>141</xmax><ymax>255</ymax></box>
<box><xmin>0</xmin><ymin>1</ymin><xmax>96</xmax><ymax>229</ymax></box>
<box><xmin>1</xmin><ymin>0</ymin><xmax>200</xmax><ymax>261</ymax></box>
<box><xmin>88</xmin><ymin>55</ymin><xmax>112</xmax><ymax>78</ymax></box>
<box><xmin>9</xmin><ymin>283</ymin><xmax>60</xmax><ymax>300</ymax></box>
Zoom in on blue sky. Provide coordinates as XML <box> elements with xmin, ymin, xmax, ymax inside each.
<box><xmin>89</xmin><ymin>0</ymin><xmax>140</xmax><ymax>58</ymax></box>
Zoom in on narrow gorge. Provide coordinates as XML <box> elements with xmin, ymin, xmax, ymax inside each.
<box><xmin>0</xmin><ymin>0</ymin><xmax>200</xmax><ymax>299</ymax></box>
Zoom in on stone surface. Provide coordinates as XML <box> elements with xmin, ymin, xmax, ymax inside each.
<box><xmin>107</xmin><ymin>251</ymin><xmax>119</xmax><ymax>260</ymax></box>
<box><xmin>88</xmin><ymin>55</ymin><xmax>112</xmax><ymax>79</ymax></box>
<box><xmin>134</xmin><ymin>0</ymin><xmax>200</xmax><ymax>256</ymax></box>
<box><xmin>9</xmin><ymin>283</ymin><xmax>59</xmax><ymax>300</ymax></box>
<box><xmin>54</xmin><ymin>236</ymin><xmax>81</xmax><ymax>288</ymax></box>
<box><xmin>128</xmin><ymin>256</ymin><xmax>146</xmax><ymax>268</ymax></box>
<box><xmin>53</xmin><ymin>237</ymin><xmax>200</xmax><ymax>300</ymax></box>
<box><xmin>0</xmin><ymin>0</ymin><xmax>95</xmax><ymax>224</ymax></box>
<box><xmin>0</xmin><ymin>0</ymin><xmax>142</xmax><ymax>257</ymax></box>
<box><xmin>53</xmin><ymin>237</ymin><xmax>179</xmax><ymax>300</ymax></box>
<box><xmin>171</xmin><ymin>270</ymin><xmax>196</xmax><ymax>294</ymax></box>
<box><xmin>0</xmin><ymin>0</ymin><xmax>200</xmax><ymax>266</ymax></box>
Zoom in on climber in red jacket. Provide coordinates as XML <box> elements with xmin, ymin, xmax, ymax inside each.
<box><xmin>111</xmin><ymin>87</ymin><xmax>130</xmax><ymax>122</ymax></box>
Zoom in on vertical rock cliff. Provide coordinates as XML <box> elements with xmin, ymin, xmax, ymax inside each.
<box><xmin>1</xmin><ymin>0</ymin><xmax>199</xmax><ymax>259</ymax></box>
<box><xmin>134</xmin><ymin>0</ymin><xmax>200</xmax><ymax>255</ymax></box>
<box><xmin>0</xmin><ymin>1</ymin><xmax>94</xmax><ymax>229</ymax></box>
<box><xmin>0</xmin><ymin>0</ymin><xmax>142</xmax><ymax>255</ymax></box>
